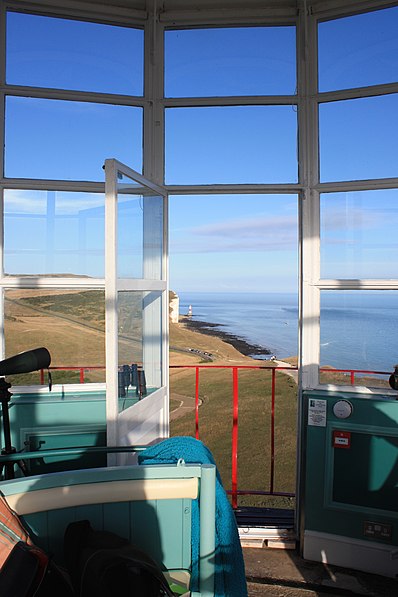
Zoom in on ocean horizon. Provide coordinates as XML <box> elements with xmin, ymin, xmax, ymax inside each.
<box><xmin>178</xmin><ymin>291</ymin><xmax>398</xmax><ymax>374</ymax></box>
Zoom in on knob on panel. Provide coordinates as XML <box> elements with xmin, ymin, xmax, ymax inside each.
<box><xmin>333</xmin><ymin>400</ymin><xmax>353</xmax><ymax>419</ymax></box>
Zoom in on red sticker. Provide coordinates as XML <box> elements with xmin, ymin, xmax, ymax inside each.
<box><xmin>332</xmin><ymin>430</ymin><xmax>351</xmax><ymax>449</ymax></box>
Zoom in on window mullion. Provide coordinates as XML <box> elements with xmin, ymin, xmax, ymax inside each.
<box><xmin>300</xmin><ymin>6</ymin><xmax>321</xmax><ymax>390</ymax></box>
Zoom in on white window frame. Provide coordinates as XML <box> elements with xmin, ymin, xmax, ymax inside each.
<box><xmin>1</xmin><ymin>0</ymin><xmax>398</xmax><ymax>399</ymax></box>
<box><xmin>300</xmin><ymin>4</ymin><xmax>398</xmax><ymax>393</ymax></box>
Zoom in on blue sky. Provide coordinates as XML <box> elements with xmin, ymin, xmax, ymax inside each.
<box><xmin>4</xmin><ymin>7</ymin><xmax>398</xmax><ymax>294</ymax></box>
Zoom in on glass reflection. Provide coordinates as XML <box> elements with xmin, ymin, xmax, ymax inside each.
<box><xmin>4</xmin><ymin>288</ymin><xmax>105</xmax><ymax>386</ymax></box>
<box><xmin>117</xmin><ymin>290</ymin><xmax>162</xmax><ymax>411</ymax></box>
<box><xmin>4</xmin><ymin>189</ymin><xmax>105</xmax><ymax>277</ymax></box>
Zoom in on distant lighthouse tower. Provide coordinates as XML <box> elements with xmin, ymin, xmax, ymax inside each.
<box><xmin>187</xmin><ymin>304</ymin><xmax>193</xmax><ymax>317</ymax></box>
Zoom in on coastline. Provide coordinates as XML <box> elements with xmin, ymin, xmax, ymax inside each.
<box><xmin>180</xmin><ymin>316</ymin><xmax>272</xmax><ymax>359</ymax></box>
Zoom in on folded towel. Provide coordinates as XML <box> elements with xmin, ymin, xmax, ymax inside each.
<box><xmin>138</xmin><ymin>436</ymin><xmax>248</xmax><ymax>597</ymax></box>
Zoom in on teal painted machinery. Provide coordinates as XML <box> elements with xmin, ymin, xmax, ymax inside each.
<box><xmin>0</xmin><ymin>389</ymin><xmax>108</xmax><ymax>477</ymax></box>
<box><xmin>303</xmin><ymin>390</ymin><xmax>398</xmax><ymax>578</ymax></box>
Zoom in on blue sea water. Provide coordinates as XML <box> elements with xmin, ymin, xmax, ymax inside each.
<box><xmin>178</xmin><ymin>291</ymin><xmax>398</xmax><ymax>373</ymax></box>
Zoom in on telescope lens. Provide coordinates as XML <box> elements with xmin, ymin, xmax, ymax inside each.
<box><xmin>0</xmin><ymin>347</ymin><xmax>51</xmax><ymax>377</ymax></box>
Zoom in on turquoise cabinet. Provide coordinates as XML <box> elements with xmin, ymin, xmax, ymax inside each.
<box><xmin>1</xmin><ymin>390</ymin><xmax>107</xmax><ymax>476</ymax></box>
<box><xmin>302</xmin><ymin>390</ymin><xmax>398</xmax><ymax>577</ymax></box>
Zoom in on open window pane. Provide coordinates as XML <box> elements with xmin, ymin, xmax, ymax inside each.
<box><xmin>165</xmin><ymin>106</ymin><xmax>298</xmax><ymax>184</ymax></box>
<box><xmin>319</xmin><ymin>7</ymin><xmax>398</xmax><ymax>92</ymax></box>
<box><xmin>5</xmin><ymin>97</ymin><xmax>143</xmax><ymax>181</ymax></box>
<box><xmin>320</xmin><ymin>291</ymin><xmax>398</xmax><ymax>387</ymax></box>
<box><xmin>117</xmin><ymin>187</ymin><xmax>164</xmax><ymax>280</ymax></box>
<box><xmin>319</xmin><ymin>94</ymin><xmax>398</xmax><ymax>182</ymax></box>
<box><xmin>4</xmin><ymin>288</ymin><xmax>105</xmax><ymax>385</ymax></box>
<box><xmin>320</xmin><ymin>190</ymin><xmax>398</xmax><ymax>279</ymax></box>
<box><xmin>4</xmin><ymin>189</ymin><xmax>104</xmax><ymax>277</ymax></box>
<box><xmin>117</xmin><ymin>290</ymin><xmax>162</xmax><ymax>411</ymax></box>
<box><xmin>165</xmin><ymin>26</ymin><xmax>296</xmax><ymax>97</ymax></box>
<box><xmin>6</xmin><ymin>11</ymin><xmax>144</xmax><ymax>95</ymax></box>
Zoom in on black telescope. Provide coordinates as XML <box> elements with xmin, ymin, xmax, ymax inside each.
<box><xmin>0</xmin><ymin>347</ymin><xmax>51</xmax><ymax>480</ymax></box>
<box><xmin>0</xmin><ymin>347</ymin><xmax>51</xmax><ymax>377</ymax></box>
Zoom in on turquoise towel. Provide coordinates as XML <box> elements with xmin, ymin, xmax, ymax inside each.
<box><xmin>138</xmin><ymin>436</ymin><xmax>248</xmax><ymax>597</ymax></box>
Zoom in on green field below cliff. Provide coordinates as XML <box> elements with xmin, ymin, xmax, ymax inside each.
<box><xmin>169</xmin><ymin>322</ymin><xmax>298</xmax><ymax>509</ymax></box>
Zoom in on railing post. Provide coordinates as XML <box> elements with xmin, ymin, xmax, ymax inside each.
<box><xmin>195</xmin><ymin>367</ymin><xmax>200</xmax><ymax>439</ymax></box>
<box><xmin>270</xmin><ymin>368</ymin><xmax>276</xmax><ymax>495</ymax></box>
<box><xmin>40</xmin><ymin>369</ymin><xmax>44</xmax><ymax>385</ymax></box>
<box><xmin>231</xmin><ymin>367</ymin><xmax>239</xmax><ymax>509</ymax></box>
<box><xmin>350</xmin><ymin>370</ymin><xmax>355</xmax><ymax>385</ymax></box>
<box><xmin>80</xmin><ymin>368</ymin><xmax>85</xmax><ymax>384</ymax></box>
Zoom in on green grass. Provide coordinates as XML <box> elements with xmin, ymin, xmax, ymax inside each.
<box><xmin>170</xmin><ymin>367</ymin><xmax>297</xmax><ymax>508</ymax></box>
<box><xmin>3</xmin><ymin>289</ymin><xmax>298</xmax><ymax>509</ymax></box>
<box><xmin>19</xmin><ymin>290</ymin><xmax>106</xmax><ymax>327</ymax></box>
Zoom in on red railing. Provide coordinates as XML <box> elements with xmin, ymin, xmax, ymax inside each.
<box><xmin>39</xmin><ymin>365</ymin><xmax>390</xmax><ymax>386</ymax></box>
<box><xmin>40</xmin><ymin>366</ymin><xmax>104</xmax><ymax>384</ymax></box>
<box><xmin>170</xmin><ymin>364</ymin><xmax>391</xmax><ymax>509</ymax></box>
<box><xmin>170</xmin><ymin>364</ymin><xmax>298</xmax><ymax>509</ymax></box>
<box><xmin>319</xmin><ymin>368</ymin><xmax>390</xmax><ymax>385</ymax></box>
<box><xmin>38</xmin><ymin>363</ymin><xmax>391</xmax><ymax>508</ymax></box>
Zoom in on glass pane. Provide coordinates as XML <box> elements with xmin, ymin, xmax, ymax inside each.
<box><xmin>165</xmin><ymin>26</ymin><xmax>296</xmax><ymax>97</ymax></box>
<box><xmin>319</xmin><ymin>7</ymin><xmax>398</xmax><ymax>92</ymax></box>
<box><xmin>117</xmin><ymin>176</ymin><xmax>164</xmax><ymax>280</ymax></box>
<box><xmin>118</xmin><ymin>290</ymin><xmax>162</xmax><ymax>411</ymax></box>
<box><xmin>4</xmin><ymin>189</ymin><xmax>104</xmax><ymax>277</ymax></box>
<box><xmin>169</xmin><ymin>194</ymin><xmax>299</xmax><ymax>359</ymax></box>
<box><xmin>321</xmin><ymin>190</ymin><xmax>398</xmax><ymax>279</ymax></box>
<box><xmin>4</xmin><ymin>288</ymin><xmax>105</xmax><ymax>385</ymax></box>
<box><xmin>333</xmin><ymin>431</ymin><xmax>398</xmax><ymax>512</ymax></box>
<box><xmin>319</xmin><ymin>94</ymin><xmax>398</xmax><ymax>182</ymax></box>
<box><xmin>5</xmin><ymin>96</ymin><xmax>143</xmax><ymax>181</ymax></box>
<box><xmin>319</xmin><ymin>291</ymin><xmax>398</xmax><ymax>387</ymax></box>
<box><xmin>165</xmin><ymin>106</ymin><xmax>298</xmax><ymax>184</ymax></box>
<box><xmin>6</xmin><ymin>11</ymin><xmax>144</xmax><ymax>95</ymax></box>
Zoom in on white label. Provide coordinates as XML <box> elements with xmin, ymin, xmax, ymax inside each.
<box><xmin>308</xmin><ymin>398</ymin><xmax>327</xmax><ymax>427</ymax></box>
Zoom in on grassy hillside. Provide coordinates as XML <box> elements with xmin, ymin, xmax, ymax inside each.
<box><xmin>169</xmin><ymin>321</ymin><xmax>298</xmax><ymax>508</ymax></box>
<box><xmin>3</xmin><ymin>289</ymin><xmax>299</xmax><ymax>507</ymax></box>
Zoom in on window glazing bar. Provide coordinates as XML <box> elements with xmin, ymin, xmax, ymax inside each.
<box><xmin>316</xmin><ymin>178</ymin><xmax>398</xmax><ymax>192</ymax></box>
<box><xmin>163</xmin><ymin>96</ymin><xmax>299</xmax><ymax>107</ymax></box>
<box><xmin>0</xmin><ymin>277</ymin><xmax>105</xmax><ymax>287</ymax></box>
<box><xmin>0</xmin><ymin>179</ymin><xmax>105</xmax><ymax>192</ymax></box>
<box><xmin>310</xmin><ymin>0</ymin><xmax>398</xmax><ymax>18</ymax></box>
<box><xmin>316</xmin><ymin>280</ymin><xmax>398</xmax><ymax>290</ymax></box>
<box><xmin>6</xmin><ymin>0</ymin><xmax>147</xmax><ymax>24</ymax></box>
<box><xmin>1</xmin><ymin>86</ymin><xmax>149</xmax><ymax>108</ymax></box>
<box><xmin>317</xmin><ymin>82</ymin><xmax>398</xmax><ymax>103</ymax></box>
<box><xmin>165</xmin><ymin>184</ymin><xmax>303</xmax><ymax>195</ymax></box>
<box><xmin>160</xmin><ymin>9</ymin><xmax>298</xmax><ymax>24</ymax></box>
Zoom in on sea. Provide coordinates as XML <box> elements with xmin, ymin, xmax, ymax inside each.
<box><xmin>178</xmin><ymin>291</ymin><xmax>398</xmax><ymax>374</ymax></box>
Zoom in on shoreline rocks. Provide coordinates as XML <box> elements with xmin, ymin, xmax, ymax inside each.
<box><xmin>180</xmin><ymin>316</ymin><xmax>272</xmax><ymax>359</ymax></box>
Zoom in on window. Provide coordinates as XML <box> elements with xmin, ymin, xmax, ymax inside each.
<box><xmin>319</xmin><ymin>291</ymin><xmax>398</xmax><ymax>387</ymax></box>
<box><xmin>165</xmin><ymin>26</ymin><xmax>296</xmax><ymax>97</ymax></box>
<box><xmin>300</xmin><ymin>7</ymin><xmax>398</xmax><ymax>390</ymax></box>
<box><xmin>165</xmin><ymin>106</ymin><xmax>298</xmax><ymax>184</ymax></box>
<box><xmin>318</xmin><ymin>6</ymin><xmax>398</xmax><ymax>92</ymax></box>
<box><xmin>6</xmin><ymin>12</ymin><xmax>144</xmax><ymax>95</ymax></box>
<box><xmin>4</xmin><ymin>190</ymin><xmax>104</xmax><ymax>277</ymax></box>
<box><xmin>117</xmin><ymin>191</ymin><xmax>164</xmax><ymax>280</ymax></box>
<box><xmin>1</xmin><ymin>9</ymin><xmax>148</xmax><ymax>393</ymax></box>
<box><xmin>5</xmin><ymin>97</ymin><xmax>143</xmax><ymax>181</ymax></box>
<box><xmin>320</xmin><ymin>190</ymin><xmax>398</xmax><ymax>279</ymax></box>
<box><xmin>4</xmin><ymin>288</ymin><xmax>105</xmax><ymax>385</ymax></box>
<box><xmin>319</xmin><ymin>94</ymin><xmax>398</xmax><ymax>183</ymax></box>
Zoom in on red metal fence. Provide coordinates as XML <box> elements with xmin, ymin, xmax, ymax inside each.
<box><xmin>170</xmin><ymin>364</ymin><xmax>297</xmax><ymax>509</ymax></box>
<box><xmin>170</xmin><ymin>364</ymin><xmax>391</xmax><ymax>509</ymax></box>
<box><xmin>40</xmin><ymin>363</ymin><xmax>392</xmax><ymax>509</ymax></box>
